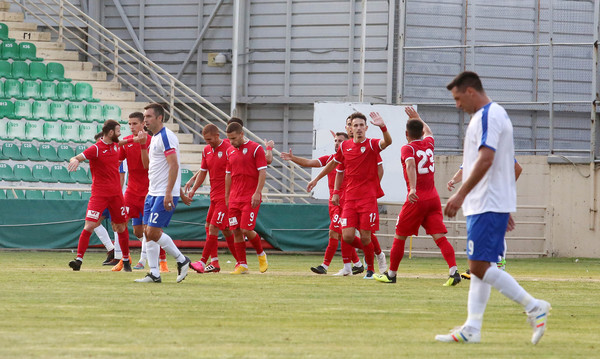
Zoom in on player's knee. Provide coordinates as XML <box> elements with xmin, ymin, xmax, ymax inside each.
<box><xmin>133</xmin><ymin>226</ymin><xmax>143</xmax><ymax>238</ymax></box>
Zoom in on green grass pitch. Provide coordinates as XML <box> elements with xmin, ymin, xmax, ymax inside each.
<box><xmin>0</xmin><ymin>251</ymin><xmax>599</xmax><ymax>358</ymax></box>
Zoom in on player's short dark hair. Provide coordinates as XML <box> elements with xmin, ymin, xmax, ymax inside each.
<box><xmin>129</xmin><ymin>112</ymin><xmax>144</xmax><ymax>122</ymax></box>
<box><xmin>202</xmin><ymin>123</ymin><xmax>219</xmax><ymax>136</ymax></box>
<box><xmin>226</xmin><ymin>122</ymin><xmax>243</xmax><ymax>134</ymax></box>
<box><xmin>144</xmin><ymin>103</ymin><xmax>166</xmax><ymax>121</ymax></box>
<box><xmin>349</xmin><ymin>112</ymin><xmax>367</xmax><ymax>125</ymax></box>
<box><xmin>102</xmin><ymin>119</ymin><xmax>120</xmax><ymax>136</ymax></box>
<box><xmin>406</xmin><ymin>119</ymin><xmax>424</xmax><ymax>139</ymax></box>
<box><xmin>336</xmin><ymin>132</ymin><xmax>349</xmax><ymax>139</ymax></box>
<box><xmin>446</xmin><ymin>71</ymin><xmax>484</xmax><ymax>93</ymax></box>
<box><xmin>228</xmin><ymin>117</ymin><xmax>244</xmax><ymax>126</ymax></box>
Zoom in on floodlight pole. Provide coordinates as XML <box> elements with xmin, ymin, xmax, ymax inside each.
<box><xmin>359</xmin><ymin>0</ymin><xmax>367</xmax><ymax>103</ymax></box>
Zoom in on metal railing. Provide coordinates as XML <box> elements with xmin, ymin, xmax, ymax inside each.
<box><xmin>11</xmin><ymin>0</ymin><xmax>313</xmax><ymax>203</ymax></box>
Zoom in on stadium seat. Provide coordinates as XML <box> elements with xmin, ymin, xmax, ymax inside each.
<box><xmin>21</xmin><ymin>142</ymin><xmax>42</xmax><ymax>161</ymax></box>
<box><xmin>74</xmin><ymin>82</ymin><xmax>99</xmax><ymax>102</ymax></box>
<box><xmin>0</xmin><ymin>100</ymin><xmax>14</xmax><ymax>119</ymax></box>
<box><xmin>19</xmin><ymin>42</ymin><xmax>42</xmax><ymax>61</ymax></box>
<box><xmin>29</xmin><ymin>62</ymin><xmax>47</xmax><ymax>80</ymax></box>
<box><xmin>14</xmin><ymin>100</ymin><xmax>32</xmax><ymax>120</ymax></box>
<box><xmin>25</xmin><ymin>121</ymin><xmax>44</xmax><ymax>142</ymax></box>
<box><xmin>7</xmin><ymin>189</ymin><xmax>25</xmax><ymax>199</ymax></box>
<box><xmin>42</xmin><ymin>122</ymin><xmax>61</xmax><ymax>142</ymax></box>
<box><xmin>32</xmin><ymin>101</ymin><xmax>51</xmax><ymax>121</ymax></box>
<box><xmin>25</xmin><ymin>190</ymin><xmax>44</xmax><ymax>199</ymax></box>
<box><xmin>12</xmin><ymin>61</ymin><xmax>29</xmax><ymax>80</ymax></box>
<box><xmin>85</xmin><ymin>103</ymin><xmax>103</xmax><ymax>122</ymax></box>
<box><xmin>4</xmin><ymin>79</ymin><xmax>21</xmax><ymax>99</ymax></box>
<box><xmin>50</xmin><ymin>165</ymin><xmax>75</xmax><ymax>183</ymax></box>
<box><xmin>75</xmin><ymin>144</ymin><xmax>87</xmax><ymax>154</ymax></box>
<box><xmin>39</xmin><ymin>144</ymin><xmax>60</xmax><ymax>161</ymax></box>
<box><xmin>1</xmin><ymin>41</ymin><xmax>19</xmax><ymax>60</ymax></box>
<box><xmin>68</xmin><ymin>102</ymin><xmax>87</xmax><ymax>122</ymax></box>
<box><xmin>0</xmin><ymin>60</ymin><xmax>10</xmax><ymax>78</ymax></box>
<box><xmin>96</xmin><ymin>123</ymin><xmax>103</xmax><ymax>133</ymax></box>
<box><xmin>50</xmin><ymin>101</ymin><xmax>68</xmax><ymax>121</ymax></box>
<box><xmin>0</xmin><ymin>23</ymin><xmax>15</xmax><ymax>42</ymax></box>
<box><xmin>44</xmin><ymin>190</ymin><xmax>62</xmax><ymax>200</ymax></box>
<box><xmin>47</xmin><ymin>62</ymin><xmax>70</xmax><ymax>82</ymax></box>
<box><xmin>120</xmin><ymin>123</ymin><xmax>132</xmax><ymax>138</ymax></box>
<box><xmin>57</xmin><ymin>82</ymin><xmax>75</xmax><ymax>101</ymax></box>
<box><xmin>79</xmin><ymin>123</ymin><xmax>97</xmax><ymax>142</ymax></box>
<box><xmin>63</xmin><ymin>190</ymin><xmax>81</xmax><ymax>200</ymax></box>
<box><xmin>180</xmin><ymin>169</ymin><xmax>194</xmax><ymax>186</ymax></box>
<box><xmin>0</xmin><ymin>118</ymin><xmax>7</xmax><ymax>140</ymax></box>
<box><xmin>57</xmin><ymin>144</ymin><xmax>75</xmax><ymax>162</ymax></box>
<box><xmin>21</xmin><ymin>80</ymin><xmax>40</xmax><ymax>100</ymax></box>
<box><xmin>2</xmin><ymin>142</ymin><xmax>22</xmax><ymax>160</ymax></box>
<box><xmin>0</xmin><ymin>163</ymin><xmax>15</xmax><ymax>180</ymax></box>
<box><xmin>61</xmin><ymin>123</ymin><xmax>80</xmax><ymax>142</ymax></box>
<box><xmin>0</xmin><ymin>189</ymin><xmax>5</xmax><ymax>198</ymax></box>
<box><xmin>81</xmin><ymin>191</ymin><xmax>91</xmax><ymax>200</ymax></box>
<box><xmin>71</xmin><ymin>167</ymin><xmax>91</xmax><ymax>184</ymax></box>
<box><xmin>103</xmin><ymin>104</ymin><xmax>121</xmax><ymax>121</ymax></box>
<box><xmin>31</xmin><ymin>164</ymin><xmax>53</xmax><ymax>182</ymax></box>
<box><xmin>40</xmin><ymin>81</ymin><xmax>57</xmax><ymax>100</ymax></box>
<box><xmin>13</xmin><ymin>163</ymin><xmax>35</xmax><ymax>182</ymax></box>
<box><xmin>6</xmin><ymin>120</ymin><xmax>26</xmax><ymax>140</ymax></box>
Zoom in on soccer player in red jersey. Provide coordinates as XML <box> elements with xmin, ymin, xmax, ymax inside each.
<box><xmin>188</xmin><ymin>124</ymin><xmax>237</xmax><ymax>273</ymax></box>
<box><xmin>67</xmin><ymin>120</ymin><xmax>132</xmax><ymax>272</ymax></box>
<box><xmin>374</xmin><ymin>107</ymin><xmax>461</xmax><ymax>286</ymax></box>
<box><xmin>225</xmin><ymin>122</ymin><xmax>269</xmax><ymax>274</ymax></box>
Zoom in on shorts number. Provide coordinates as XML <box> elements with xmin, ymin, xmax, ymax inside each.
<box><xmin>121</xmin><ymin>207</ymin><xmax>127</xmax><ymax>217</ymax></box>
<box><xmin>332</xmin><ymin>214</ymin><xmax>339</xmax><ymax>223</ymax></box>
<box><xmin>369</xmin><ymin>212</ymin><xmax>377</xmax><ymax>223</ymax></box>
<box><xmin>467</xmin><ymin>240</ymin><xmax>474</xmax><ymax>256</ymax></box>
<box><xmin>216</xmin><ymin>211</ymin><xmax>225</xmax><ymax>224</ymax></box>
<box><xmin>249</xmin><ymin>212</ymin><xmax>255</xmax><ymax>223</ymax></box>
<box><xmin>416</xmin><ymin>149</ymin><xmax>435</xmax><ymax>174</ymax></box>
<box><xmin>150</xmin><ymin>213</ymin><xmax>159</xmax><ymax>224</ymax></box>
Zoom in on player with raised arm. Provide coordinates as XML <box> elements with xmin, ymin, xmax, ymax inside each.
<box><xmin>67</xmin><ymin>120</ymin><xmax>132</xmax><ymax>272</ymax></box>
<box><xmin>225</xmin><ymin>122</ymin><xmax>269</xmax><ymax>274</ymax></box>
<box><xmin>374</xmin><ymin>107</ymin><xmax>461</xmax><ymax>286</ymax></box>
<box><xmin>435</xmin><ymin>71</ymin><xmax>550</xmax><ymax>344</ymax></box>
<box><xmin>135</xmin><ymin>103</ymin><xmax>192</xmax><ymax>283</ymax></box>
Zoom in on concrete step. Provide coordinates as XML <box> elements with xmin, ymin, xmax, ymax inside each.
<box><xmin>180</xmin><ymin>143</ymin><xmax>204</xmax><ymax>152</ymax></box>
<box><xmin>60</xmin><ymin>61</ymin><xmax>93</xmax><ymax>71</ymax></box>
<box><xmin>164</xmin><ymin>122</ymin><xmax>179</xmax><ymax>132</ymax></box>
<box><xmin>93</xmin><ymin>88</ymin><xmax>136</xmax><ymax>102</ymax></box>
<box><xmin>182</xmin><ymin>163</ymin><xmax>202</xmax><ymax>172</ymax></box>
<box><xmin>66</xmin><ymin>70</ymin><xmax>107</xmax><ymax>81</ymax></box>
<box><xmin>37</xmin><ymin>49</ymin><xmax>79</xmax><ymax>61</ymax></box>
<box><xmin>180</xmin><ymin>151</ymin><xmax>201</xmax><ymax>163</ymax></box>
<box><xmin>0</xmin><ymin>2</ymin><xmax>11</xmax><ymax>11</ymax></box>
<box><xmin>0</xmin><ymin>12</ymin><xmax>24</xmax><ymax>22</ymax></box>
<box><xmin>30</xmin><ymin>41</ymin><xmax>65</xmax><ymax>50</ymax></box>
<box><xmin>87</xmin><ymin>80</ymin><xmax>121</xmax><ymax>90</ymax></box>
<box><xmin>177</xmin><ymin>133</ymin><xmax>194</xmax><ymax>144</ymax></box>
<box><xmin>4</xmin><ymin>21</ymin><xmax>37</xmax><ymax>31</ymax></box>
<box><xmin>9</xmin><ymin>30</ymin><xmax>50</xmax><ymax>42</ymax></box>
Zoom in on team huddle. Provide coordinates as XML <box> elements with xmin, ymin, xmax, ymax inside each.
<box><xmin>66</xmin><ymin>71</ymin><xmax>550</xmax><ymax>344</ymax></box>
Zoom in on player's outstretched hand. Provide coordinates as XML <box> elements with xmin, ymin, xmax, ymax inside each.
<box><xmin>506</xmin><ymin>213</ymin><xmax>515</xmax><ymax>232</ymax></box>
<box><xmin>183</xmin><ymin>180</ymin><xmax>193</xmax><ymax>195</ymax></box>
<box><xmin>444</xmin><ymin>193</ymin><xmax>464</xmax><ymax>218</ymax></box>
<box><xmin>67</xmin><ymin>157</ymin><xmax>79</xmax><ymax>172</ymax></box>
<box><xmin>447</xmin><ymin>179</ymin><xmax>455</xmax><ymax>192</ymax></box>
<box><xmin>264</xmin><ymin>139</ymin><xmax>274</xmax><ymax>150</ymax></box>
<box><xmin>135</xmin><ymin>130</ymin><xmax>148</xmax><ymax>145</ymax></box>
<box><xmin>329</xmin><ymin>129</ymin><xmax>336</xmax><ymax>139</ymax></box>
<box><xmin>281</xmin><ymin>148</ymin><xmax>293</xmax><ymax>161</ymax></box>
<box><xmin>180</xmin><ymin>193</ymin><xmax>193</xmax><ymax>206</ymax></box>
<box><xmin>408</xmin><ymin>188</ymin><xmax>419</xmax><ymax>203</ymax></box>
<box><xmin>405</xmin><ymin>106</ymin><xmax>421</xmax><ymax>121</ymax></box>
<box><xmin>369</xmin><ymin>112</ymin><xmax>385</xmax><ymax>127</ymax></box>
<box><xmin>307</xmin><ymin>179</ymin><xmax>317</xmax><ymax>192</ymax></box>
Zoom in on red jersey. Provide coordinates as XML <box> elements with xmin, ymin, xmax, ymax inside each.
<box><xmin>401</xmin><ymin>136</ymin><xmax>438</xmax><ymax>201</ymax></box>
<box><xmin>201</xmin><ymin>140</ymin><xmax>231</xmax><ymax>202</ymax></box>
<box><xmin>82</xmin><ymin>140</ymin><xmax>121</xmax><ymax>197</ymax></box>
<box><xmin>226</xmin><ymin>139</ymin><xmax>268</xmax><ymax>202</ymax></box>
<box><xmin>334</xmin><ymin>138</ymin><xmax>383</xmax><ymax>201</ymax></box>
<box><xmin>119</xmin><ymin>134</ymin><xmax>151</xmax><ymax>197</ymax></box>
<box><xmin>317</xmin><ymin>154</ymin><xmax>347</xmax><ymax>203</ymax></box>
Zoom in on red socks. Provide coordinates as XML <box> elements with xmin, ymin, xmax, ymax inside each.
<box><xmin>435</xmin><ymin>236</ymin><xmax>457</xmax><ymax>268</ymax></box>
<box><xmin>389</xmin><ymin>238</ymin><xmax>406</xmax><ymax>272</ymax></box>
<box><xmin>341</xmin><ymin>240</ymin><xmax>353</xmax><ymax>264</ymax></box>
<box><xmin>225</xmin><ymin>235</ymin><xmax>237</xmax><ymax>262</ymax></box>
<box><xmin>234</xmin><ymin>241</ymin><xmax>247</xmax><ymax>265</ymax></box>
<box><xmin>117</xmin><ymin>229</ymin><xmax>130</xmax><ymax>260</ymax></box>
<box><xmin>371</xmin><ymin>233</ymin><xmax>382</xmax><ymax>255</ymax></box>
<box><xmin>248</xmin><ymin>232</ymin><xmax>264</xmax><ymax>254</ymax></box>
<box><xmin>159</xmin><ymin>248</ymin><xmax>166</xmax><ymax>261</ymax></box>
<box><xmin>76</xmin><ymin>229</ymin><xmax>92</xmax><ymax>258</ymax></box>
<box><xmin>202</xmin><ymin>235</ymin><xmax>219</xmax><ymax>263</ymax></box>
<box><xmin>323</xmin><ymin>238</ymin><xmax>339</xmax><ymax>266</ymax></box>
<box><xmin>363</xmin><ymin>241</ymin><xmax>375</xmax><ymax>271</ymax></box>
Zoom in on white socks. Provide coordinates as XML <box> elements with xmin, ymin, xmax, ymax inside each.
<box><xmin>343</xmin><ymin>262</ymin><xmax>352</xmax><ymax>272</ymax></box>
<box><xmin>157</xmin><ymin>232</ymin><xmax>185</xmax><ymax>263</ymax></box>
<box><xmin>464</xmin><ymin>274</ymin><xmax>491</xmax><ymax>331</ymax></box>
<box><xmin>113</xmin><ymin>231</ymin><xmax>122</xmax><ymax>259</ymax></box>
<box><xmin>388</xmin><ymin>270</ymin><xmax>397</xmax><ymax>277</ymax></box>
<box><xmin>321</xmin><ymin>263</ymin><xmax>329</xmax><ymax>270</ymax></box>
<box><xmin>449</xmin><ymin>265</ymin><xmax>458</xmax><ymax>275</ymax></box>
<box><xmin>146</xmin><ymin>240</ymin><xmax>160</xmax><ymax>277</ymax></box>
<box><xmin>482</xmin><ymin>264</ymin><xmax>536</xmax><ymax>311</ymax></box>
<box><xmin>138</xmin><ymin>235</ymin><xmax>147</xmax><ymax>264</ymax></box>
<box><xmin>94</xmin><ymin>225</ymin><xmax>114</xmax><ymax>251</ymax></box>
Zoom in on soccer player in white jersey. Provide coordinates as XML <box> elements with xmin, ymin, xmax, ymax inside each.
<box><xmin>135</xmin><ymin>103</ymin><xmax>192</xmax><ymax>283</ymax></box>
<box><xmin>436</xmin><ymin>71</ymin><xmax>550</xmax><ymax>344</ymax></box>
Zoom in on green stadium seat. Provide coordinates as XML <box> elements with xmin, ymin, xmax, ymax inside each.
<box><xmin>68</xmin><ymin>102</ymin><xmax>86</xmax><ymax>122</ymax></box>
<box><xmin>51</xmin><ymin>165</ymin><xmax>75</xmax><ymax>183</ymax></box>
<box><xmin>12</xmin><ymin>61</ymin><xmax>29</xmax><ymax>79</ymax></box>
<box><xmin>81</xmin><ymin>191</ymin><xmax>91</xmax><ymax>200</ymax></box>
<box><xmin>75</xmin><ymin>82</ymin><xmax>99</xmax><ymax>102</ymax></box>
<box><xmin>97</xmin><ymin>123</ymin><xmax>103</xmax><ymax>133</ymax></box>
<box><xmin>29</xmin><ymin>62</ymin><xmax>47</xmax><ymax>80</ymax></box>
<box><xmin>14</xmin><ymin>100</ymin><xmax>32</xmax><ymax>120</ymax></box>
<box><xmin>47</xmin><ymin>62</ymin><xmax>70</xmax><ymax>82</ymax></box>
<box><xmin>0</xmin><ymin>23</ymin><xmax>15</xmax><ymax>42</ymax></box>
<box><xmin>71</xmin><ymin>167</ymin><xmax>91</xmax><ymax>184</ymax></box>
<box><xmin>44</xmin><ymin>190</ymin><xmax>62</xmax><ymax>200</ymax></box>
<box><xmin>4</xmin><ymin>79</ymin><xmax>21</xmax><ymax>99</ymax></box>
<box><xmin>56</xmin><ymin>144</ymin><xmax>75</xmax><ymax>162</ymax></box>
<box><xmin>31</xmin><ymin>164</ymin><xmax>52</xmax><ymax>182</ymax></box>
<box><xmin>7</xmin><ymin>120</ymin><xmax>26</xmax><ymax>140</ymax></box>
<box><xmin>13</xmin><ymin>163</ymin><xmax>35</xmax><ymax>182</ymax></box>
<box><xmin>42</xmin><ymin>122</ymin><xmax>61</xmax><ymax>142</ymax></box>
<box><xmin>79</xmin><ymin>123</ymin><xmax>97</xmax><ymax>142</ymax></box>
<box><xmin>21</xmin><ymin>142</ymin><xmax>42</xmax><ymax>161</ymax></box>
<box><xmin>61</xmin><ymin>123</ymin><xmax>80</xmax><ymax>142</ymax></box>
<box><xmin>0</xmin><ymin>163</ymin><xmax>15</xmax><ymax>180</ymax></box>
<box><xmin>85</xmin><ymin>103</ymin><xmax>103</xmax><ymax>122</ymax></box>
<box><xmin>32</xmin><ymin>101</ymin><xmax>50</xmax><ymax>121</ymax></box>
<box><xmin>120</xmin><ymin>123</ymin><xmax>132</xmax><ymax>138</ymax></box>
<box><xmin>1</xmin><ymin>41</ymin><xmax>19</xmax><ymax>60</ymax></box>
<box><xmin>0</xmin><ymin>100</ymin><xmax>14</xmax><ymax>119</ymax></box>
<box><xmin>0</xmin><ymin>189</ymin><xmax>5</xmax><ymax>198</ymax></box>
<box><xmin>50</xmin><ymin>101</ymin><xmax>68</xmax><ymax>121</ymax></box>
<box><xmin>2</xmin><ymin>142</ymin><xmax>22</xmax><ymax>160</ymax></box>
<box><xmin>40</xmin><ymin>81</ymin><xmax>57</xmax><ymax>100</ymax></box>
<box><xmin>39</xmin><ymin>143</ymin><xmax>60</xmax><ymax>161</ymax></box>
<box><xmin>180</xmin><ymin>169</ymin><xmax>194</xmax><ymax>186</ymax></box>
<box><xmin>0</xmin><ymin>60</ymin><xmax>10</xmax><ymax>78</ymax></box>
<box><xmin>75</xmin><ymin>144</ymin><xmax>87</xmax><ymax>155</ymax></box>
<box><xmin>7</xmin><ymin>189</ymin><xmax>25</xmax><ymax>199</ymax></box>
<box><xmin>0</xmin><ymin>118</ymin><xmax>6</xmax><ymax>139</ymax></box>
<box><xmin>103</xmin><ymin>104</ymin><xmax>121</xmax><ymax>121</ymax></box>
<box><xmin>25</xmin><ymin>189</ymin><xmax>44</xmax><ymax>199</ymax></box>
<box><xmin>63</xmin><ymin>190</ymin><xmax>81</xmax><ymax>200</ymax></box>
<box><xmin>57</xmin><ymin>82</ymin><xmax>75</xmax><ymax>101</ymax></box>
<box><xmin>25</xmin><ymin>121</ymin><xmax>44</xmax><ymax>142</ymax></box>
<box><xmin>19</xmin><ymin>42</ymin><xmax>42</xmax><ymax>61</ymax></box>
<box><xmin>21</xmin><ymin>80</ymin><xmax>40</xmax><ymax>100</ymax></box>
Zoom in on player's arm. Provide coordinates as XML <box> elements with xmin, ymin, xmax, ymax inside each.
<box><xmin>281</xmin><ymin>149</ymin><xmax>322</xmax><ymax>167</ymax></box>
<box><xmin>368</xmin><ymin>112</ymin><xmax>392</xmax><ymax>149</ymax></box>
<box><xmin>405</xmin><ymin>158</ymin><xmax>418</xmax><ymax>203</ymax></box>
<box><xmin>189</xmin><ymin>170</ymin><xmax>208</xmax><ymax>197</ymax></box>
<box><xmin>378</xmin><ymin>164</ymin><xmax>383</xmax><ymax>181</ymax></box>
<box><xmin>179</xmin><ymin>187</ymin><xmax>193</xmax><ymax>205</ymax></box>
<box><xmin>264</xmin><ymin>139</ymin><xmax>274</xmax><ymax>165</ymax></box>
<box><xmin>447</xmin><ymin>167</ymin><xmax>463</xmax><ymax>191</ymax></box>
<box><xmin>163</xmin><ymin>153</ymin><xmax>179</xmax><ymax>210</ymax></box>
<box><xmin>67</xmin><ymin>153</ymin><xmax>86</xmax><ymax>172</ymax></box>
<box><xmin>445</xmin><ymin>147</ymin><xmax>494</xmax><ymax>217</ymax></box>
<box><xmin>252</xmin><ymin>169</ymin><xmax>266</xmax><ymax>208</ymax></box>
<box><xmin>331</xmin><ymin>170</ymin><xmax>344</xmax><ymax>206</ymax></box>
<box><xmin>306</xmin><ymin>159</ymin><xmax>337</xmax><ymax>192</ymax></box>
<box><xmin>138</xmin><ymin>132</ymin><xmax>149</xmax><ymax>169</ymax></box>
<box><xmin>405</xmin><ymin>106</ymin><xmax>432</xmax><ymax>137</ymax></box>
<box><xmin>515</xmin><ymin>160</ymin><xmax>523</xmax><ymax>181</ymax></box>
<box><xmin>225</xmin><ymin>172</ymin><xmax>231</xmax><ymax>207</ymax></box>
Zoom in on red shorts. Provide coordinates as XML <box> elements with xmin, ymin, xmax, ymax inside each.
<box><xmin>228</xmin><ymin>200</ymin><xmax>260</xmax><ymax>230</ymax></box>
<box><xmin>207</xmin><ymin>200</ymin><xmax>229</xmax><ymax>231</ymax></box>
<box><xmin>395</xmin><ymin>197</ymin><xmax>447</xmax><ymax>236</ymax></box>
<box><xmin>328</xmin><ymin>203</ymin><xmax>342</xmax><ymax>233</ymax></box>
<box><xmin>340</xmin><ymin>197</ymin><xmax>379</xmax><ymax>232</ymax></box>
<box><xmin>86</xmin><ymin>194</ymin><xmax>127</xmax><ymax>223</ymax></box>
<box><xmin>124</xmin><ymin>192</ymin><xmax>146</xmax><ymax>220</ymax></box>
